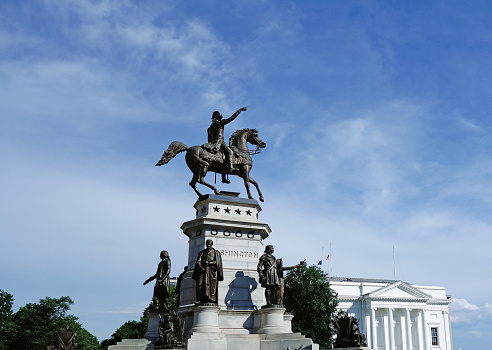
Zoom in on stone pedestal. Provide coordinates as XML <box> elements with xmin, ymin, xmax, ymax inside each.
<box><xmin>258</xmin><ymin>307</ymin><xmax>287</xmax><ymax>334</ymax></box>
<box><xmin>283</xmin><ymin>312</ymin><xmax>294</xmax><ymax>333</ymax></box>
<box><xmin>188</xmin><ymin>305</ymin><xmax>221</xmax><ymax>334</ymax></box>
<box><xmin>185</xmin><ymin>305</ymin><xmax>227</xmax><ymax>350</ymax></box>
<box><xmin>178</xmin><ymin>194</ymin><xmax>271</xmax><ymax>336</ymax></box>
<box><xmin>143</xmin><ymin>313</ymin><xmax>163</xmax><ymax>342</ymax></box>
<box><xmin>178</xmin><ymin>194</ymin><xmax>319</xmax><ymax>349</ymax></box>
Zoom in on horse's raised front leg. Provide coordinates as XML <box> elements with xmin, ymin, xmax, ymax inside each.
<box><xmin>248</xmin><ymin>175</ymin><xmax>264</xmax><ymax>202</ymax></box>
<box><xmin>197</xmin><ymin>177</ymin><xmax>221</xmax><ymax>195</ymax></box>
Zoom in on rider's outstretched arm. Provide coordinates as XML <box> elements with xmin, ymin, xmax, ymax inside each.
<box><xmin>222</xmin><ymin>106</ymin><xmax>247</xmax><ymax>125</ymax></box>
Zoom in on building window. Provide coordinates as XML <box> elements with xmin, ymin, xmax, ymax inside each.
<box><xmin>431</xmin><ymin>327</ymin><xmax>439</xmax><ymax>346</ymax></box>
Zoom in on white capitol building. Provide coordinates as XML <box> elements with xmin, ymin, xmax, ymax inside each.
<box><xmin>329</xmin><ymin>276</ymin><xmax>453</xmax><ymax>350</ymax></box>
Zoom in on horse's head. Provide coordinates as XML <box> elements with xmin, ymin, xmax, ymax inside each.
<box><xmin>246</xmin><ymin>128</ymin><xmax>266</xmax><ymax>148</ymax></box>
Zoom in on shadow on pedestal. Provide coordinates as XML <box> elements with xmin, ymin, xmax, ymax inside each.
<box><xmin>224</xmin><ymin>271</ymin><xmax>258</xmax><ymax>310</ymax></box>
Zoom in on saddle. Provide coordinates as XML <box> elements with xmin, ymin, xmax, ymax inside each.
<box><xmin>200</xmin><ymin>143</ymin><xmax>251</xmax><ymax>167</ymax></box>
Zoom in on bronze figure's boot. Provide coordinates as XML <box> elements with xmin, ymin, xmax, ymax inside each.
<box><xmin>221</xmin><ymin>173</ymin><xmax>230</xmax><ymax>184</ymax></box>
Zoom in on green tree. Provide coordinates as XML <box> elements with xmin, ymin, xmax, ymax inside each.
<box><xmin>9</xmin><ymin>296</ymin><xmax>75</xmax><ymax>349</ymax></box>
<box><xmin>0</xmin><ymin>290</ymin><xmax>15</xmax><ymax>350</ymax></box>
<box><xmin>284</xmin><ymin>265</ymin><xmax>340</xmax><ymax>349</ymax></box>
<box><xmin>7</xmin><ymin>295</ymin><xmax>98</xmax><ymax>350</ymax></box>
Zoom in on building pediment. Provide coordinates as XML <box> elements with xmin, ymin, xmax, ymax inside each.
<box><xmin>364</xmin><ymin>281</ymin><xmax>432</xmax><ymax>300</ymax></box>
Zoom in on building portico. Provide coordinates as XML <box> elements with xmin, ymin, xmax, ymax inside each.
<box><xmin>330</xmin><ymin>278</ymin><xmax>452</xmax><ymax>350</ymax></box>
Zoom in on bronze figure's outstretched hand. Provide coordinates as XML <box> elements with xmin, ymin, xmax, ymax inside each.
<box><xmin>143</xmin><ymin>276</ymin><xmax>154</xmax><ymax>285</ymax></box>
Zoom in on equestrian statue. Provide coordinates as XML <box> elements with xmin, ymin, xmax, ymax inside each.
<box><xmin>156</xmin><ymin>107</ymin><xmax>266</xmax><ymax>202</ymax></box>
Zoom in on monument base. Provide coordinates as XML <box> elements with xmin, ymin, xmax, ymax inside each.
<box><xmin>107</xmin><ymin>339</ymin><xmax>154</xmax><ymax>350</ymax></box>
<box><xmin>185</xmin><ymin>333</ymin><xmax>318</xmax><ymax>350</ymax></box>
<box><xmin>182</xmin><ymin>305</ymin><xmax>318</xmax><ymax>350</ymax></box>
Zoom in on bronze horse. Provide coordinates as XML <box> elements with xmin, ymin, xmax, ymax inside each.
<box><xmin>156</xmin><ymin>128</ymin><xmax>266</xmax><ymax>202</ymax></box>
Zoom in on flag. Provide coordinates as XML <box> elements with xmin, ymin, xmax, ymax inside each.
<box><xmin>326</xmin><ymin>254</ymin><xmax>330</xmax><ymax>260</ymax></box>
<box><xmin>317</xmin><ymin>260</ymin><xmax>322</xmax><ymax>266</ymax></box>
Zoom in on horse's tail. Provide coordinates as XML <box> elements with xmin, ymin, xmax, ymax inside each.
<box><xmin>155</xmin><ymin>141</ymin><xmax>189</xmax><ymax>166</ymax></box>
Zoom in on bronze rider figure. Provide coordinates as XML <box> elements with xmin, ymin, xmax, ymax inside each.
<box><xmin>205</xmin><ymin>107</ymin><xmax>248</xmax><ymax>183</ymax></box>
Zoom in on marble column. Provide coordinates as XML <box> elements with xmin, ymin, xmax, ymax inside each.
<box><xmin>371</xmin><ymin>307</ymin><xmax>378</xmax><ymax>350</ymax></box>
<box><xmin>365</xmin><ymin>308</ymin><xmax>372</xmax><ymax>347</ymax></box>
<box><xmin>422</xmin><ymin>309</ymin><xmax>430</xmax><ymax>350</ymax></box>
<box><xmin>416</xmin><ymin>310</ymin><xmax>424</xmax><ymax>350</ymax></box>
<box><xmin>388</xmin><ymin>308</ymin><xmax>395</xmax><ymax>350</ymax></box>
<box><xmin>361</xmin><ymin>306</ymin><xmax>366</xmax><ymax>338</ymax></box>
<box><xmin>383</xmin><ymin>310</ymin><xmax>389</xmax><ymax>350</ymax></box>
<box><xmin>442</xmin><ymin>311</ymin><xmax>451</xmax><ymax>350</ymax></box>
<box><xmin>405</xmin><ymin>308</ymin><xmax>413</xmax><ymax>350</ymax></box>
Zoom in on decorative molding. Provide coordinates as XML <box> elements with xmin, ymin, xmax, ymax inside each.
<box><xmin>366</xmin><ymin>281</ymin><xmax>433</xmax><ymax>299</ymax></box>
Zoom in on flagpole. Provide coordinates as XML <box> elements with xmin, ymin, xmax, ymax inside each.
<box><xmin>330</xmin><ymin>242</ymin><xmax>332</xmax><ymax>277</ymax></box>
<box><xmin>393</xmin><ymin>246</ymin><xmax>396</xmax><ymax>280</ymax></box>
<box><xmin>322</xmin><ymin>246</ymin><xmax>325</xmax><ymax>275</ymax></box>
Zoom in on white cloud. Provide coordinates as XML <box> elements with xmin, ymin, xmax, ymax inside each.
<box><xmin>452</xmin><ymin>298</ymin><xmax>479</xmax><ymax>311</ymax></box>
<box><xmin>468</xmin><ymin>330</ymin><xmax>482</xmax><ymax>337</ymax></box>
<box><xmin>457</xmin><ymin>117</ymin><xmax>482</xmax><ymax>131</ymax></box>
<box><xmin>0</xmin><ymin>60</ymin><xmax>152</xmax><ymax>122</ymax></box>
<box><xmin>0</xmin><ymin>0</ymin><xmax>241</xmax><ymax>129</ymax></box>
<box><xmin>450</xmin><ymin>298</ymin><xmax>492</xmax><ymax>325</ymax></box>
<box><xmin>290</xmin><ymin>99</ymin><xmax>427</xmax><ymax>215</ymax></box>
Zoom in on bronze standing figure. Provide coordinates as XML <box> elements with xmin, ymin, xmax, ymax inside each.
<box><xmin>144</xmin><ymin>251</ymin><xmax>171</xmax><ymax>312</ymax></box>
<box><xmin>257</xmin><ymin>245</ymin><xmax>281</xmax><ymax>306</ymax></box>
<box><xmin>192</xmin><ymin>239</ymin><xmax>224</xmax><ymax>304</ymax></box>
<box><xmin>258</xmin><ymin>245</ymin><xmax>303</xmax><ymax>306</ymax></box>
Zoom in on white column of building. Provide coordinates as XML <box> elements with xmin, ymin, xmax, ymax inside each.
<box><xmin>416</xmin><ymin>310</ymin><xmax>424</xmax><ymax>350</ymax></box>
<box><xmin>388</xmin><ymin>308</ymin><xmax>396</xmax><ymax>350</ymax></box>
<box><xmin>361</xmin><ymin>306</ymin><xmax>366</xmax><ymax>338</ymax></box>
<box><xmin>365</xmin><ymin>308</ymin><xmax>372</xmax><ymax>347</ymax></box>
<box><xmin>442</xmin><ymin>311</ymin><xmax>451</xmax><ymax>350</ymax></box>
<box><xmin>421</xmin><ymin>309</ymin><xmax>430</xmax><ymax>350</ymax></box>
<box><xmin>383</xmin><ymin>310</ymin><xmax>390</xmax><ymax>350</ymax></box>
<box><xmin>405</xmin><ymin>308</ymin><xmax>413</xmax><ymax>350</ymax></box>
<box><xmin>371</xmin><ymin>307</ymin><xmax>378</xmax><ymax>350</ymax></box>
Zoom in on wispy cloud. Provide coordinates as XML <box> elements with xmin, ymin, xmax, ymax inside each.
<box><xmin>450</xmin><ymin>298</ymin><xmax>492</xmax><ymax>325</ymax></box>
<box><xmin>457</xmin><ymin>117</ymin><xmax>482</xmax><ymax>131</ymax></box>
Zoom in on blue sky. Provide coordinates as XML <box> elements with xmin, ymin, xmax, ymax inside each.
<box><xmin>1</xmin><ymin>1</ymin><xmax>491</xmax><ymax>348</ymax></box>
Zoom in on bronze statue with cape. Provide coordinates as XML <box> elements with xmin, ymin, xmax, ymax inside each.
<box><xmin>192</xmin><ymin>239</ymin><xmax>224</xmax><ymax>304</ymax></box>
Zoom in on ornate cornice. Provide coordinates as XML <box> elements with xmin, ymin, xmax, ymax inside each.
<box><xmin>365</xmin><ymin>281</ymin><xmax>432</xmax><ymax>299</ymax></box>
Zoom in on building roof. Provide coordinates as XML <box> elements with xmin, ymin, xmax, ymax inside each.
<box><xmin>328</xmin><ymin>276</ymin><xmax>400</xmax><ymax>284</ymax></box>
